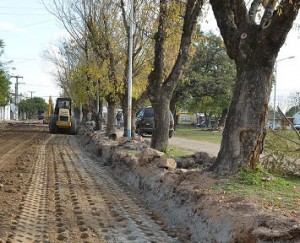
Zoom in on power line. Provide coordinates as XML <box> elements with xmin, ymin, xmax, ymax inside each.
<box><xmin>23</xmin><ymin>83</ymin><xmax>57</xmax><ymax>88</ymax></box>
<box><xmin>0</xmin><ymin>19</ymin><xmax>56</xmax><ymax>32</ymax></box>
<box><xmin>0</xmin><ymin>13</ymin><xmax>46</xmax><ymax>16</ymax></box>
<box><xmin>0</xmin><ymin>6</ymin><xmax>45</xmax><ymax>10</ymax></box>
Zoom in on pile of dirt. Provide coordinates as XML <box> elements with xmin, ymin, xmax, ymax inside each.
<box><xmin>78</xmin><ymin>128</ymin><xmax>300</xmax><ymax>242</ymax></box>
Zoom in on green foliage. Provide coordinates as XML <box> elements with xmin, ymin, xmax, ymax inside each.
<box><xmin>178</xmin><ymin>31</ymin><xmax>236</xmax><ymax>116</ymax></box>
<box><xmin>286</xmin><ymin>105</ymin><xmax>299</xmax><ymax>117</ymax></box>
<box><xmin>216</xmin><ymin>165</ymin><xmax>300</xmax><ymax>212</ymax></box>
<box><xmin>262</xmin><ymin>129</ymin><xmax>300</xmax><ymax>176</ymax></box>
<box><xmin>18</xmin><ymin>97</ymin><xmax>48</xmax><ymax>119</ymax></box>
<box><xmin>286</xmin><ymin>91</ymin><xmax>300</xmax><ymax>116</ymax></box>
<box><xmin>0</xmin><ymin>40</ymin><xmax>11</xmax><ymax>106</ymax></box>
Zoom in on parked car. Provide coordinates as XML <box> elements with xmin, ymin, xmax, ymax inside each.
<box><xmin>37</xmin><ymin>110</ymin><xmax>45</xmax><ymax>120</ymax></box>
<box><xmin>135</xmin><ymin>106</ymin><xmax>174</xmax><ymax>138</ymax></box>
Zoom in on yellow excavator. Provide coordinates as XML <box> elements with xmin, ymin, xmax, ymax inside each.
<box><xmin>43</xmin><ymin>96</ymin><xmax>54</xmax><ymax>124</ymax></box>
<box><xmin>49</xmin><ymin>97</ymin><xmax>76</xmax><ymax>135</ymax></box>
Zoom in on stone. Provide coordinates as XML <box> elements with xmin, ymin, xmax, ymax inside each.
<box><xmin>138</xmin><ymin>148</ymin><xmax>165</xmax><ymax>166</ymax></box>
<box><xmin>118</xmin><ymin>137</ymin><xmax>130</xmax><ymax>146</ymax></box>
<box><xmin>155</xmin><ymin>157</ymin><xmax>177</xmax><ymax>170</ymax></box>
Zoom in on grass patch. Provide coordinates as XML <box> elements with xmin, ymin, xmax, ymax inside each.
<box><xmin>215</xmin><ymin>165</ymin><xmax>300</xmax><ymax>212</ymax></box>
<box><xmin>164</xmin><ymin>145</ymin><xmax>195</xmax><ymax>157</ymax></box>
<box><xmin>265</xmin><ymin>129</ymin><xmax>300</xmax><ymax>155</ymax></box>
<box><xmin>174</xmin><ymin>127</ymin><xmax>222</xmax><ymax>144</ymax></box>
<box><xmin>126</xmin><ymin>150</ymin><xmax>141</xmax><ymax>156</ymax></box>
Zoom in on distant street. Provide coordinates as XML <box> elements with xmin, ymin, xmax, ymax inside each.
<box><xmin>116</xmin><ymin>128</ymin><xmax>220</xmax><ymax>157</ymax></box>
<box><xmin>169</xmin><ymin>136</ymin><xmax>220</xmax><ymax>157</ymax></box>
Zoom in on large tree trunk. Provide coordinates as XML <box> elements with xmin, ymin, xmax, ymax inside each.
<box><xmin>98</xmin><ymin>100</ymin><xmax>103</xmax><ymax>131</ymax></box>
<box><xmin>211</xmin><ymin>64</ymin><xmax>273</xmax><ymax>174</ymax></box>
<box><xmin>148</xmin><ymin>0</ymin><xmax>202</xmax><ymax>151</ymax></box>
<box><xmin>106</xmin><ymin>99</ymin><xmax>116</xmax><ymax>136</ymax></box>
<box><xmin>169</xmin><ymin>101</ymin><xmax>177</xmax><ymax>130</ymax></box>
<box><xmin>209</xmin><ymin>0</ymin><xmax>299</xmax><ymax>174</ymax></box>
<box><xmin>151</xmin><ymin>101</ymin><xmax>170</xmax><ymax>150</ymax></box>
<box><xmin>217</xmin><ymin>107</ymin><xmax>228</xmax><ymax>128</ymax></box>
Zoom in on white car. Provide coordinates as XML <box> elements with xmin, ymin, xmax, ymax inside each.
<box><xmin>294</xmin><ymin>124</ymin><xmax>300</xmax><ymax>130</ymax></box>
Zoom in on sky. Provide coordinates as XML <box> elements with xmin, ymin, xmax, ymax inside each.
<box><xmin>201</xmin><ymin>5</ymin><xmax>300</xmax><ymax>111</ymax></box>
<box><xmin>0</xmin><ymin>1</ymin><xmax>299</xmax><ymax>110</ymax></box>
<box><xmin>0</xmin><ymin>0</ymin><xmax>63</xmax><ymax>103</ymax></box>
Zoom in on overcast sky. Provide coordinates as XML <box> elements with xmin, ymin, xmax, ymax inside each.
<box><xmin>201</xmin><ymin>5</ymin><xmax>300</xmax><ymax>111</ymax></box>
<box><xmin>1</xmin><ymin>1</ymin><xmax>299</xmax><ymax>110</ymax></box>
<box><xmin>1</xmin><ymin>0</ymin><xmax>63</xmax><ymax>102</ymax></box>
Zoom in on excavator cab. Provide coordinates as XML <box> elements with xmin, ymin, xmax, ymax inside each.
<box><xmin>49</xmin><ymin>98</ymin><xmax>76</xmax><ymax>135</ymax></box>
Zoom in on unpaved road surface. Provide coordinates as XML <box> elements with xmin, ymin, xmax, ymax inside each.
<box><xmin>169</xmin><ymin>137</ymin><xmax>220</xmax><ymax>157</ymax></box>
<box><xmin>0</xmin><ymin>123</ymin><xmax>181</xmax><ymax>242</ymax></box>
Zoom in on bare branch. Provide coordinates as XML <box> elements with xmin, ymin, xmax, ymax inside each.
<box><xmin>249</xmin><ymin>0</ymin><xmax>262</xmax><ymax>24</ymax></box>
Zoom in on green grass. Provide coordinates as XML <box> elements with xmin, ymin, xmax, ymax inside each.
<box><xmin>172</xmin><ymin>127</ymin><xmax>300</xmax><ymax>212</ymax></box>
<box><xmin>174</xmin><ymin>127</ymin><xmax>222</xmax><ymax>144</ymax></box>
<box><xmin>215</xmin><ymin>165</ymin><xmax>300</xmax><ymax>212</ymax></box>
<box><xmin>163</xmin><ymin>145</ymin><xmax>195</xmax><ymax>157</ymax></box>
<box><xmin>265</xmin><ymin>129</ymin><xmax>300</xmax><ymax>154</ymax></box>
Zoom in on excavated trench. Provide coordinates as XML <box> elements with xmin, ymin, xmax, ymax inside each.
<box><xmin>79</xmin><ymin>127</ymin><xmax>300</xmax><ymax>243</ymax></box>
<box><xmin>0</xmin><ymin>122</ymin><xmax>299</xmax><ymax>242</ymax></box>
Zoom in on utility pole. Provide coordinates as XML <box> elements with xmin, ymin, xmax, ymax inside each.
<box><xmin>127</xmin><ymin>0</ymin><xmax>134</xmax><ymax>138</ymax></box>
<box><xmin>28</xmin><ymin>91</ymin><xmax>35</xmax><ymax>99</ymax></box>
<box><xmin>273</xmin><ymin>56</ymin><xmax>294</xmax><ymax>130</ymax></box>
<box><xmin>11</xmin><ymin>75</ymin><xmax>23</xmax><ymax>121</ymax></box>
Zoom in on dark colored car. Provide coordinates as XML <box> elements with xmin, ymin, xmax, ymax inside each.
<box><xmin>37</xmin><ymin>110</ymin><xmax>45</xmax><ymax>120</ymax></box>
<box><xmin>135</xmin><ymin>106</ymin><xmax>174</xmax><ymax>138</ymax></box>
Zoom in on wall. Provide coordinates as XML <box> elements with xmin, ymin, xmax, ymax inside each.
<box><xmin>0</xmin><ymin>104</ymin><xmax>10</xmax><ymax>121</ymax></box>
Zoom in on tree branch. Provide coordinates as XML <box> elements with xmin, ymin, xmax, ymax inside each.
<box><xmin>163</xmin><ymin>0</ymin><xmax>203</xmax><ymax>96</ymax></box>
<box><xmin>249</xmin><ymin>0</ymin><xmax>262</xmax><ymax>24</ymax></box>
<box><xmin>264</xmin><ymin>0</ymin><xmax>300</xmax><ymax>50</ymax></box>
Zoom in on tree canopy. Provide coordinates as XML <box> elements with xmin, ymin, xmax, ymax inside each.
<box><xmin>286</xmin><ymin>91</ymin><xmax>300</xmax><ymax>116</ymax></box>
<box><xmin>18</xmin><ymin>97</ymin><xmax>48</xmax><ymax>119</ymax></box>
<box><xmin>178</xmin><ymin>31</ymin><xmax>236</xmax><ymax>118</ymax></box>
<box><xmin>0</xmin><ymin>40</ymin><xmax>11</xmax><ymax>106</ymax></box>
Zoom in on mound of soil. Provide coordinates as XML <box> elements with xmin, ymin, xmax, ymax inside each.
<box><xmin>78</xmin><ymin>128</ymin><xmax>300</xmax><ymax>242</ymax></box>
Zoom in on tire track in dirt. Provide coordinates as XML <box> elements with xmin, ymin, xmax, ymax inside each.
<box><xmin>4</xmin><ymin>130</ymin><xmax>182</xmax><ymax>242</ymax></box>
<box><xmin>7</xmin><ymin>136</ymin><xmax>51</xmax><ymax>242</ymax></box>
<box><xmin>48</xmin><ymin>135</ymin><xmax>103</xmax><ymax>243</ymax></box>
<box><xmin>66</xmin><ymin>136</ymin><xmax>180</xmax><ymax>242</ymax></box>
<box><xmin>0</xmin><ymin>128</ymin><xmax>42</xmax><ymax>170</ymax></box>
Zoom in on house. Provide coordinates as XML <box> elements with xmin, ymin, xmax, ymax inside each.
<box><xmin>267</xmin><ymin>111</ymin><xmax>282</xmax><ymax>129</ymax></box>
<box><xmin>293</xmin><ymin>111</ymin><xmax>300</xmax><ymax>130</ymax></box>
<box><xmin>293</xmin><ymin>111</ymin><xmax>300</xmax><ymax>124</ymax></box>
<box><xmin>176</xmin><ymin>112</ymin><xmax>196</xmax><ymax>125</ymax></box>
<box><xmin>0</xmin><ymin>103</ymin><xmax>11</xmax><ymax>121</ymax></box>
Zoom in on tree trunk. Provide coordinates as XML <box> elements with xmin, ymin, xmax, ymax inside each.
<box><xmin>79</xmin><ymin>103</ymin><xmax>83</xmax><ymax>124</ymax></box>
<box><xmin>105</xmin><ymin>99</ymin><xmax>116</xmax><ymax>136</ymax></box>
<box><xmin>217</xmin><ymin>107</ymin><xmax>228</xmax><ymax>128</ymax></box>
<box><xmin>131</xmin><ymin>113</ymin><xmax>137</xmax><ymax>137</ymax></box>
<box><xmin>211</xmin><ymin>65</ymin><xmax>272</xmax><ymax>174</ymax></box>
<box><xmin>121</xmin><ymin>91</ymin><xmax>128</xmax><ymax>137</ymax></box>
<box><xmin>99</xmin><ymin>100</ymin><xmax>103</xmax><ymax>131</ymax></box>
<box><xmin>209</xmin><ymin>0</ymin><xmax>300</xmax><ymax>174</ymax></box>
<box><xmin>147</xmin><ymin>0</ymin><xmax>202</xmax><ymax>151</ymax></box>
<box><xmin>151</xmin><ymin>101</ymin><xmax>170</xmax><ymax>151</ymax></box>
<box><xmin>169</xmin><ymin>99</ymin><xmax>177</xmax><ymax>130</ymax></box>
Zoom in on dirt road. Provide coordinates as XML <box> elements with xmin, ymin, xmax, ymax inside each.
<box><xmin>116</xmin><ymin>129</ymin><xmax>220</xmax><ymax>157</ymax></box>
<box><xmin>0</xmin><ymin>123</ymin><xmax>180</xmax><ymax>242</ymax></box>
<box><xmin>169</xmin><ymin>137</ymin><xmax>220</xmax><ymax>157</ymax></box>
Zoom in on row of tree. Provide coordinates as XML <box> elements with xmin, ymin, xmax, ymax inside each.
<box><xmin>43</xmin><ymin>0</ymin><xmax>300</xmax><ymax>175</ymax></box>
<box><xmin>18</xmin><ymin>97</ymin><xmax>48</xmax><ymax>119</ymax></box>
<box><xmin>0</xmin><ymin>40</ymin><xmax>11</xmax><ymax>107</ymax></box>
